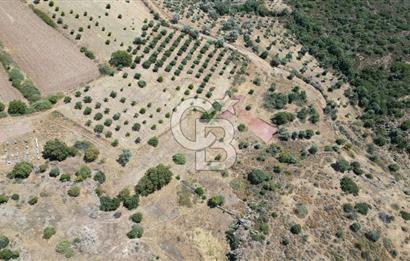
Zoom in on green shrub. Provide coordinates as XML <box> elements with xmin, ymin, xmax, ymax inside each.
<box><xmin>0</xmin><ymin>235</ymin><xmax>9</xmax><ymax>249</ymax></box>
<box><xmin>59</xmin><ymin>173</ymin><xmax>71</xmax><ymax>182</ymax></box>
<box><xmin>264</xmin><ymin>92</ymin><xmax>289</xmax><ymax>110</ymax></box>
<box><xmin>28</xmin><ymin>196</ymin><xmax>38</xmax><ymax>205</ymax></box>
<box><xmin>8</xmin><ymin>100</ymin><xmax>27</xmax><ymax>115</ymax></box>
<box><xmin>127</xmin><ymin>225</ymin><xmax>143</xmax><ymax>239</ymax></box>
<box><xmin>138</xmin><ymin>80</ymin><xmax>146</xmax><ymax>88</ymax></box>
<box><xmin>98</xmin><ymin>63</ymin><xmax>115</xmax><ymax>76</ymax></box>
<box><xmin>388</xmin><ymin>164</ymin><xmax>400</xmax><ymax>172</ymax></box>
<box><xmin>32</xmin><ymin>99</ymin><xmax>52</xmax><ymax>111</ymax></box>
<box><xmin>47</xmin><ymin>95</ymin><xmax>59</xmax><ymax>104</ymax></box>
<box><xmin>8</xmin><ymin>68</ymin><xmax>24</xmax><ymax>87</ymax></box>
<box><xmin>290</xmin><ymin>224</ymin><xmax>302</xmax><ymax>234</ymax></box>
<box><xmin>277</xmin><ymin>151</ymin><xmax>298</xmax><ymax>164</ymax></box>
<box><xmin>94</xmin><ymin>124</ymin><xmax>104</xmax><ymax>134</ymax></box>
<box><xmin>207</xmin><ymin>195</ymin><xmax>224</xmax><ymax>208</ymax></box>
<box><xmin>271</xmin><ymin>112</ymin><xmax>295</xmax><ymax>125</ymax></box>
<box><xmin>172</xmin><ymin>153</ymin><xmax>186</xmax><ymax>165</ymax></box>
<box><xmin>349</xmin><ymin>223</ymin><xmax>361</xmax><ymax>233</ymax></box>
<box><xmin>10</xmin><ymin>194</ymin><xmax>19</xmax><ymax>201</ymax></box>
<box><xmin>365</xmin><ymin>230</ymin><xmax>380</xmax><ymax>242</ymax></box>
<box><xmin>43</xmin><ymin>139</ymin><xmax>76</xmax><ymax>161</ymax></box>
<box><xmin>0</xmin><ymin>195</ymin><xmax>8</xmax><ymax>205</ymax></box>
<box><xmin>400</xmin><ymin>211</ymin><xmax>410</xmax><ymax>221</ymax></box>
<box><xmin>99</xmin><ymin>196</ymin><xmax>121</xmax><ymax>211</ymax></box>
<box><xmin>135</xmin><ymin>164</ymin><xmax>173</xmax><ymax>196</ymax></box>
<box><xmin>8</xmin><ymin>161</ymin><xmax>33</xmax><ymax>179</ymax></box>
<box><xmin>18</xmin><ymin>80</ymin><xmax>41</xmax><ymax>102</ymax></box>
<box><xmin>93</xmin><ymin>171</ymin><xmax>106</xmax><ymax>184</ymax></box>
<box><xmin>55</xmin><ymin>240</ymin><xmax>74</xmax><ymax>258</ymax></box>
<box><xmin>117</xmin><ymin>150</ymin><xmax>131</xmax><ymax>166</ymax></box>
<box><xmin>340</xmin><ymin>177</ymin><xmax>359</xmax><ymax>195</ymax></box>
<box><xmin>355</xmin><ymin>202</ymin><xmax>371</xmax><ymax>215</ymax></box>
<box><xmin>49</xmin><ymin>167</ymin><xmax>60</xmax><ymax>177</ymax></box>
<box><xmin>147</xmin><ymin>137</ymin><xmax>159</xmax><ymax>147</ymax></box>
<box><xmin>75</xmin><ymin>166</ymin><xmax>91</xmax><ymax>182</ymax></box>
<box><xmin>0</xmin><ymin>249</ymin><xmax>19</xmax><ymax>260</ymax></box>
<box><xmin>194</xmin><ymin>187</ymin><xmax>205</xmax><ymax>197</ymax></box>
<box><xmin>67</xmin><ymin>186</ymin><xmax>80</xmax><ymax>197</ymax></box>
<box><xmin>83</xmin><ymin>146</ymin><xmax>99</xmax><ymax>162</ymax></box>
<box><xmin>247</xmin><ymin>169</ymin><xmax>270</xmax><ymax>185</ymax></box>
<box><xmin>43</xmin><ymin>226</ymin><xmax>56</xmax><ymax>239</ymax></box>
<box><xmin>237</xmin><ymin>123</ymin><xmax>247</xmax><ymax>132</ymax></box>
<box><xmin>332</xmin><ymin>159</ymin><xmax>351</xmax><ymax>173</ymax></box>
<box><xmin>109</xmin><ymin>50</ymin><xmax>132</xmax><ymax>68</ymax></box>
<box><xmin>130</xmin><ymin>212</ymin><xmax>143</xmax><ymax>223</ymax></box>
<box><xmin>0</xmin><ymin>102</ymin><xmax>5</xmax><ymax>112</ymax></box>
<box><xmin>31</xmin><ymin>6</ymin><xmax>56</xmax><ymax>28</ymax></box>
<box><xmin>342</xmin><ymin>203</ymin><xmax>354</xmax><ymax>213</ymax></box>
<box><xmin>123</xmin><ymin>194</ymin><xmax>139</xmax><ymax>210</ymax></box>
<box><xmin>132</xmin><ymin>123</ymin><xmax>141</xmax><ymax>131</ymax></box>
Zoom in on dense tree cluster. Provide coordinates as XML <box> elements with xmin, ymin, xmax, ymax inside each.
<box><xmin>42</xmin><ymin>139</ymin><xmax>76</xmax><ymax>161</ymax></box>
<box><xmin>135</xmin><ymin>164</ymin><xmax>173</xmax><ymax>196</ymax></box>
<box><xmin>284</xmin><ymin>0</ymin><xmax>410</xmax><ymax>152</ymax></box>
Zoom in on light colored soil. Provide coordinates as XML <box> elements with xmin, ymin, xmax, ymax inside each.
<box><xmin>0</xmin><ymin>0</ymin><xmax>99</xmax><ymax>95</ymax></box>
<box><xmin>0</xmin><ymin>64</ymin><xmax>23</xmax><ymax>102</ymax></box>
<box><xmin>35</xmin><ymin>0</ymin><xmax>152</xmax><ymax>62</ymax></box>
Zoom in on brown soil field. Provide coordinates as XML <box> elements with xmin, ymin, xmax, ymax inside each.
<box><xmin>0</xmin><ymin>0</ymin><xmax>99</xmax><ymax>95</ymax></box>
<box><xmin>35</xmin><ymin>0</ymin><xmax>153</xmax><ymax>62</ymax></box>
<box><xmin>0</xmin><ymin>65</ymin><xmax>23</xmax><ymax>102</ymax></box>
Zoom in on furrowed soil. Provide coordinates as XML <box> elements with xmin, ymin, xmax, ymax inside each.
<box><xmin>0</xmin><ymin>0</ymin><xmax>99</xmax><ymax>95</ymax></box>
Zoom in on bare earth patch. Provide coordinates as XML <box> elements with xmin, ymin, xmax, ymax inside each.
<box><xmin>0</xmin><ymin>0</ymin><xmax>99</xmax><ymax>95</ymax></box>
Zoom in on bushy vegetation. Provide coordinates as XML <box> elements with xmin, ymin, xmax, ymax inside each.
<box><xmin>284</xmin><ymin>0</ymin><xmax>410</xmax><ymax>152</ymax></box>
<box><xmin>55</xmin><ymin>240</ymin><xmax>74</xmax><ymax>258</ymax></box>
<box><xmin>340</xmin><ymin>177</ymin><xmax>359</xmax><ymax>195</ymax></box>
<box><xmin>127</xmin><ymin>224</ymin><xmax>143</xmax><ymax>239</ymax></box>
<box><xmin>0</xmin><ymin>195</ymin><xmax>8</xmax><ymax>205</ymax></box>
<box><xmin>75</xmin><ymin>166</ymin><xmax>91</xmax><ymax>182</ymax></box>
<box><xmin>135</xmin><ymin>164</ymin><xmax>173</xmax><ymax>196</ymax></box>
<box><xmin>109</xmin><ymin>50</ymin><xmax>132</xmax><ymax>68</ymax></box>
<box><xmin>290</xmin><ymin>224</ymin><xmax>302</xmax><ymax>234</ymax></box>
<box><xmin>43</xmin><ymin>226</ymin><xmax>56</xmax><ymax>239</ymax></box>
<box><xmin>99</xmin><ymin>196</ymin><xmax>121</xmax><ymax>212</ymax></box>
<box><xmin>30</xmin><ymin>5</ymin><xmax>57</xmax><ymax>28</ymax></box>
<box><xmin>207</xmin><ymin>195</ymin><xmax>224</xmax><ymax>208</ymax></box>
<box><xmin>67</xmin><ymin>186</ymin><xmax>80</xmax><ymax>197</ymax></box>
<box><xmin>0</xmin><ymin>249</ymin><xmax>19</xmax><ymax>260</ymax></box>
<box><xmin>172</xmin><ymin>153</ymin><xmax>186</xmax><ymax>165</ymax></box>
<box><xmin>98</xmin><ymin>63</ymin><xmax>115</xmax><ymax>76</ymax></box>
<box><xmin>0</xmin><ymin>235</ymin><xmax>9</xmax><ymax>249</ymax></box>
<box><xmin>43</xmin><ymin>139</ymin><xmax>76</xmax><ymax>161</ymax></box>
<box><xmin>117</xmin><ymin>149</ymin><xmax>131</xmax><ymax>166</ymax></box>
<box><xmin>94</xmin><ymin>171</ymin><xmax>106</xmax><ymax>184</ymax></box>
<box><xmin>247</xmin><ymin>169</ymin><xmax>270</xmax><ymax>185</ymax></box>
<box><xmin>198</xmin><ymin>0</ymin><xmax>275</xmax><ymax>18</ymax></box>
<box><xmin>130</xmin><ymin>212</ymin><xmax>143</xmax><ymax>223</ymax></box>
<box><xmin>8</xmin><ymin>161</ymin><xmax>33</xmax><ymax>179</ymax></box>
<box><xmin>7</xmin><ymin>100</ymin><xmax>27</xmax><ymax>115</ymax></box>
<box><xmin>83</xmin><ymin>145</ymin><xmax>99</xmax><ymax>162</ymax></box>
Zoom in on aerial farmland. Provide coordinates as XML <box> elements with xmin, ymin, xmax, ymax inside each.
<box><xmin>0</xmin><ymin>1</ymin><xmax>409</xmax><ymax>261</ymax></box>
